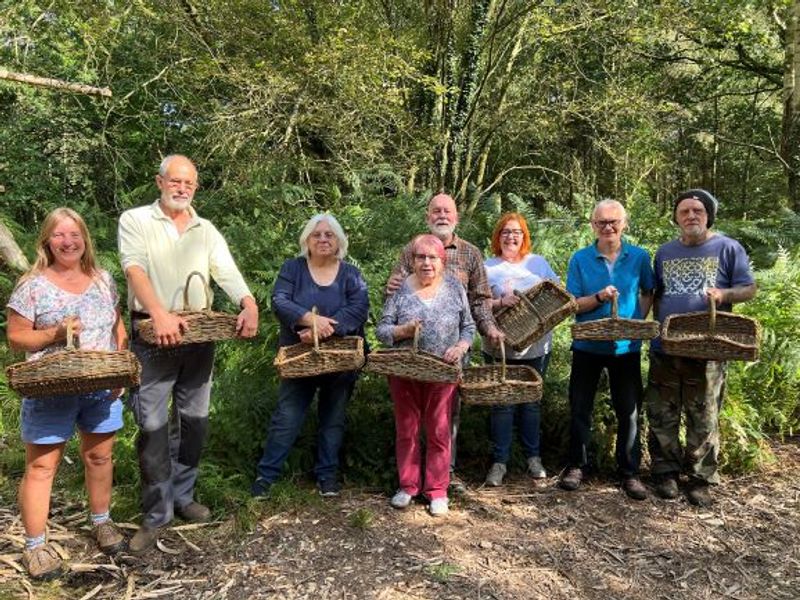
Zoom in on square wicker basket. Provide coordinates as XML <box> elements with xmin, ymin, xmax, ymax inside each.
<box><xmin>460</xmin><ymin>343</ymin><xmax>542</xmax><ymax>406</ymax></box>
<box><xmin>571</xmin><ymin>294</ymin><xmax>659</xmax><ymax>341</ymax></box>
<box><xmin>495</xmin><ymin>281</ymin><xmax>578</xmax><ymax>351</ymax></box>
<box><xmin>365</xmin><ymin>324</ymin><xmax>460</xmax><ymax>383</ymax></box>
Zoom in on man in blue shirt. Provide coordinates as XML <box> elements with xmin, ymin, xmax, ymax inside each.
<box><xmin>561</xmin><ymin>200</ymin><xmax>655</xmax><ymax>500</ymax></box>
<box><xmin>648</xmin><ymin>189</ymin><xmax>756</xmax><ymax>507</ymax></box>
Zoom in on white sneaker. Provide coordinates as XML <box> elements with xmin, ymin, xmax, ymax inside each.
<box><xmin>390</xmin><ymin>490</ymin><xmax>413</xmax><ymax>509</ymax></box>
<box><xmin>527</xmin><ymin>456</ymin><xmax>547</xmax><ymax>479</ymax></box>
<box><xmin>429</xmin><ymin>497</ymin><xmax>448</xmax><ymax>516</ymax></box>
<box><xmin>485</xmin><ymin>462</ymin><xmax>507</xmax><ymax>487</ymax></box>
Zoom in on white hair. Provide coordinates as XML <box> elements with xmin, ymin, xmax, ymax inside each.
<box><xmin>592</xmin><ymin>199</ymin><xmax>628</xmax><ymax>223</ymax></box>
<box><xmin>299</xmin><ymin>213</ymin><xmax>349</xmax><ymax>259</ymax></box>
<box><xmin>158</xmin><ymin>154</ymin><xmax>195</xmax><ymax>176</ymax></box>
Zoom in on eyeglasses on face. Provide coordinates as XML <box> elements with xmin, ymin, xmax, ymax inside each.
<box><xmin>413</xmin><ymin>253</ymin><xmax>440</xmax><ymax>262</ymax></box>
<box><xmin>500</xmin><ymin>229</ymin><xmax>524</xmax><ymax>237</ymax></box>
<box><xmin>310</xmin><ymin>231</ymin><xmax>336</xmax><ymax>240</ymax></box>
<box><xmin>592</xmin><ymin>219</ymin><xmax>622</xmax><ymax>229</ymax></box>
<box><xmin>163</xmin><ymin>178</ymin><xmax>198</xmax><ymax>190</ymax></box>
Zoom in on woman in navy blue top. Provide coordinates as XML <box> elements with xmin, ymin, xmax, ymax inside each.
<box><xmin>252</xmin><ymin>214</ymin><xmax>369</xmax><ymax>498</ymax></box>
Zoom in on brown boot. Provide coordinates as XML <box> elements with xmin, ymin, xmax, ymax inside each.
<box><xmin>22</xmin><ymin>543</ymin><xmax>63</xmax><ymax>580</ymax></box>
<box><xmin>622</xmin><ymin>477</ymin><xmax>648</xmax><ymax>501</ymax></box>
<box><xmin>129</xmin><ymin>525</ymin><xmax>161</xmax><ymax>555</ymax></box>
<box><xmin>686</xmin><ymin>480</ymin><xmax>713</xmax><ymax>507</ymax></box>
<box><xmin>175</xmin><ymin>502</ymin><xmax>211</xmax><ymax>522</ymax></box>
<box><xmin>93</xmin><ymin>520</ymin><xmax>126</xmax><ymax>555</ymax></box>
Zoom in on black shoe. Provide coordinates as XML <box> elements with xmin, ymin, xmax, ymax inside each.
<box><xmin>251</xmin><ymin>478</ymin><xmax>272</xmax><ymax>498</ymax></box>
<box><xmin>318</xmin><ymin>478</ymin><xmax>341</xmax><ymax>497</ymax></box>
<box><xmin>655</xmin><ymin>473</ymin><xmax>680</xmax><ymax>499</ymax></box>
<box><xmin>686</xmin><ymin>480</ymin><xmax>713</xmax><ymax>507</ymax></box>
<box><xmin>449</xmin><ymin>474</ymin><xmax>467</xmax><ymax>495</ymax></box>
<box><xmin>622</xmin><ymin>477</ymin><xmax>647</xmax><ymax>501</ymax></box>
<box><xmin>559</xmin><ymin>467</ymin><xmax>583</xmax><ymax>491</ymax></box>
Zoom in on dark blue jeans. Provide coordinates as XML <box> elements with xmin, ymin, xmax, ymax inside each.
<box><xmin>484</xmin><ymin>352</ymin><xmax>550</xmax><ymax>464</ymax></box>
<box><xmin>255</xmin><ymin>371</ymin><xmax>356</xmax><ymax>484</ymax></box>
<box><xmin>567</xmin><ymin>349</ymin><xmax>642</xmax><ymax>476</ymax></box>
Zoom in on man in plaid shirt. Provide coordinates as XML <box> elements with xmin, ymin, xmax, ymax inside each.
<box><xmin>386</xmin><ymin>193</ymin><xmax>504</xmax><ymax>493</ymax></box>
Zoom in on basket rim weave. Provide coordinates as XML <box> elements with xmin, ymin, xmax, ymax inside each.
<box><xmin>571</xmin><ymin>293</ymin><xmax>659</xmax><ymax>341</ymax></box>
<box><xmin>366</xmin><ymin>323</ymin><xmax>460</xmax><ymax>383</ymax></box>
<box><xmin>460</xmin><ymin>342</ymin><xmax>543</xmax><ymax>405</ymax></box>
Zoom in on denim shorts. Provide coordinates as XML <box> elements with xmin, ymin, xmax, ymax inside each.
<box><xmin>21</xmin><ymin>390</ymin><xmax>123</xmax><ymax>444</ymax></box>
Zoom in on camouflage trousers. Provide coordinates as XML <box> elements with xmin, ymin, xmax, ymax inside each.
<box><xmin>645</xmin><ymin>352</ymin><xmax>727</xmax><ymax>484</ymax></box>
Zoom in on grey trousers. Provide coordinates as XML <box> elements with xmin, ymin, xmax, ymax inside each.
<box><xmin>129</xmin><ymin>338</ymin><xmax>214</xmax><ymax>528</ymax></box>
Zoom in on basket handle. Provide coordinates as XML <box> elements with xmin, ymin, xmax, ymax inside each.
<box><xmin>707</xmin><ymin>294</ymin><xmax>717</xmax><ymax>335</ymax></box>
<box><xmin>412</xmin><ymin>321</ymin><xmax>421</xmax><ymax>353</ymax></box>
<box><xmin>66</xmin><ymin>318</ymin><xmax>77</xmax><ymax>350</ymax></box>
<box><xmin>182</xmin><ymin>271</ymin><xmax>212</xmax><ymax>311</ymax></box>
<box><xmin>311</xmin><ymin>306</ymin><xmax>320</xmax><ymax>351</ymax></box>
<box><xmin>515</xmin><ymin>290</ymin><xmax>541</xmax><ymax>320</ymax></box>
<box><xmin>610</xmin><ymin>292</ymin><xmax>618</xmax><ymax>320</ymax></box>
<box><xmin>499</xmin><ymin>340</ymin><xmax>507</xmax><ymax>383</ymax></box>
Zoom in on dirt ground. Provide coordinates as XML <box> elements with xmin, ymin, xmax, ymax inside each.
<box><xmin>1</xmin><ymin>440</ymin><xmax>798</xmax><ymax>600</ymax></box>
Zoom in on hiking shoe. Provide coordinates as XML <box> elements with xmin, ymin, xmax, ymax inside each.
<box><xmin>93</xmin><ymin>520</ymin><xmax>126</xmax><ymax>555</ymax></box>
<box><xmin>175</xmin><ymin>502</ymin><xmax>211</xmax><ymax>522</ymax></box>
<box><xmin>485</xmin><ymin>463</ymin><xmax>507</xmax><ymax>487</ymax></box>
<box><xmin>318</xmin><ymin>478</ymin><xmax>341</xmax><ymax>497</ymax></box>
<box><xmin>129</xmin><ymin>525</ymin><xmax>161</xmax><ymax>555</ymax></box>
<box><xmin>429</xmin><ymin>497</ymin><xmax>449</xmax><ymax>517</ymax></box>
<box><xmin>558</xmin><ymin>467</ymin><xmax>583</xmax><ymax>491</ymax></box>
<box><xmin>655</xmin><ymin>473</ymin><xmax>680</xmax><ymax>499</ymax></box>
<box><xmin>527</xmin><ymin>456</ymin><xmax>547</xmax><ymax>479</ymax></box>
<box><xmin>390</xmin><ymin>490</ymin><xmax>413</xmax><ymax>509</ymax></box>
<box><xmin>251</xmin><ymin>478</ymin><xmax>272</xmax><ymax>498</ymax></box>
<box><xmin>622</xmin><ymin>477</ymin><xmax>648</xmax><ymax>501</ymax></box>
<box><xmin>687</xmin><ymin>480</ymin><xmax>713</xmax><ymax>507</ymax></box>
<box><xmin>448</xmin><ymin>474</ymin><xmax>467</xmax><ymax>495</ymax></box>
<box><xmin>22</xmin><ymin>543</ymin><xmax>62</xmax><ymax>580</ymax></box>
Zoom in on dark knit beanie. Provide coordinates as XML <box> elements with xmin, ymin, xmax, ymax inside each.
<box><xmin>673</xmin><ymin>188</ymin><xmax>718</xmax><ymax>228</ymax></box>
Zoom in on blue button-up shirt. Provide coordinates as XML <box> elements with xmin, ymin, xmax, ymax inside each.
<box><xmin>566</xmin><ymin>240</ymin><xmax>655</xmax><ymax>355</ymax></box>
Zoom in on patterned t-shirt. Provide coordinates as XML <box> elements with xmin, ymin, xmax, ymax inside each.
<box><xmin>7</xmin><ymin>271</ymin><xmax>119</xmax><ymax>360</ymax></box>
<box><xmin>652</xmin><ymin>233</ymin><xmax>754</xmax><ymax>352</ymax></box>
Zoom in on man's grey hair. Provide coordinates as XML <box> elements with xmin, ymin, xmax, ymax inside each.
<box><xmin>158</xmin><ymin>154</ymin><xmax>195</xmax><ymax>176</ymax></box>
<box><xmin>592</xmin><ymin>199</ymin><xmax>628</xmax><ymax>223</ymax></box>
<box><xmin>299</xmin><ymin>213</ymin><xmax>349</xmax><ymax>260</ymax></box>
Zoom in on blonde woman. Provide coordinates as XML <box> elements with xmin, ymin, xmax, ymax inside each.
<box><xmin>7</xmin><ymin>208</ymin><xmax>127</xmax><ymax>579</ymax></box>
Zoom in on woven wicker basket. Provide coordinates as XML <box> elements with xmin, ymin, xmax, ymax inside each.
<box><xmin>6</xmin><ymin>322</ymin><xmax>141</xmax><ymax>399</ymax></box>
<box><xmin>137</xmin><ymin>271</ymin><xmax>239</xmax><ymax>345</ymax></box>
<box><xmin>661</xmin><ymin>298</ymin><xmax>760</xmax><ymax>361</ymax></box>
<box><xmin>274</xmin><ymin>307</ymin><xmax>365</xmax><ymax>378</ymax></box>
<box><xmin>366</xmin><ymin>324</ymin><xmax>460</xmax><ymax>383</ymax></box>
<box><xmin>571</xmin><ymin>294</ymin><xmax>659</xmax><ymax>341</ymax></box>
<box><xmin>460</xmin><ymin>342</ymin><xmax>542</xmax><ymax>406</ymax></box>
<box><xmin>495</xmin><ymin>281</ymin><xmax>578</xmax><ymax>351</ymax></box>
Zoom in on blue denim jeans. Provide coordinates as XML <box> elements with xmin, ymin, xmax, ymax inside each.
<box><xmin>567</xmin><ymin>349</ymin><xmax>642</xmax><ymax>476</ymax></box>
<box><xmin>484</xmin><ymin>352</ymin><xmax>550</xmax><ymax>464</ymax></box>
<box><xmin>255</xmin><ymin>371</ymin><xmax>356</xmax><ymax>484</ymax></box>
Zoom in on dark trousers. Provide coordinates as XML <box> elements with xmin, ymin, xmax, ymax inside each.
<box><xmin>567</xmin><ymin>349</ymin><xmax>643</xmax><ymax>476</ymax></box>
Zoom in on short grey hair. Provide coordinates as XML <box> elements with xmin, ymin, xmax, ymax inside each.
<box><xmin>592</xmin><ymin>199</ymin><xmax>628</xmax><ymax>223</ymax></box>
<box><xmin>299</xmin><ymin>213</ymin><xmax>349</xmax><ymax>259</ymax></box>
<box><xmin>158</xmin><ymin>154</ymin><xmax>195</xmax><ymax>176</ymax></box>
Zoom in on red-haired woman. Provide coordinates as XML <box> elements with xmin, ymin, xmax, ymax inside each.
<box><xmin>482</xmin><ymin>213</ymin><xmax>560</xmax><ymax>487</ymax></box>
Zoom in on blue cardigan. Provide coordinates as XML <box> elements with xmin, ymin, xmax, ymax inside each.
<box><xmin>272</xmin><ymin>257</ymin><xmax>369</xmax><ymax>346</ymax></box>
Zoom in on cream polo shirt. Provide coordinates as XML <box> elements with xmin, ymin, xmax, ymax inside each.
<box><xmin>118</xmin><ymin>200</ymin><xmax>253</xmax><ymax>313</ymax></box>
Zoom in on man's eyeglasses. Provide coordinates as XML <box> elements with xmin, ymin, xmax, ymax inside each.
<box><xmin>164</xmin><ymin>178</ymin><xmax>198</xmax><ymax>190</ymax></box>
<box><xmin>500</xmin><ymin>229</ymin><xmax>524</xmax><ymax>237</ymax></box>
<box><xmin>592</xmin><ymin>219</ymin><xmax>622</xmax><ymax>229</ymax></box>
<box><xmin>413</xmin><ymin>253</ymin><xmax>440</xmax><ymax>262</ymax></box>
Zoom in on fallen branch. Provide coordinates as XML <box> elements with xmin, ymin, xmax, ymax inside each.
<box><xmin>0</xmin><ymin>68</ymin><xmax>112</xmax><ymax>97</ymax></box>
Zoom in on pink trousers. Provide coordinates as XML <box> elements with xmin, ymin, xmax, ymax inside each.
<box><xmin>389</xmin><ymin>376</ymin><xmax>457</xmax><ymax>500</ymax></box>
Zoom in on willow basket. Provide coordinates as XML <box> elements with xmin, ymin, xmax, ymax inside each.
<box><xmin>274</xmin><ymin>307</ymin><xmax>365</xmax><ymax>378</ymax></box>
<box><xmin>495</xmin><ymin>281</ymin><xmax>578</xmax><ymax>352</ymax></box>
<box><xmin>571</xmin><ymin>294</ymin><xmax>659</xmax><ymax>341</ymax></box>
<box><xmin>661</xmin><ymin>299</ymin><xmax>760</xmax><ymax>362</ymax></box>
<box><xmin>137</xmin><ymin>271</ymin><xmax>239</xmax><ymax>345</ymax></box>
<box><xmin>366</xmin><ymin>324</ymin><xmax>460</xmax><ymax>383</ymax></box>
<box><xmin>460</xmin><ymin>342</ymin><xmax>542</xmax><ymax>406</ymax></box>
<box><xmin>6</xmin><ymin>323</ymin><xmax>141</xmax><ymax>399</ymax></box>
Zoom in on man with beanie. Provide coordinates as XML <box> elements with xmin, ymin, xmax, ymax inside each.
<box><xmin>647</xmin><ymin>189</ymin><xmax>756</xmax><ymax>506</ymax></box>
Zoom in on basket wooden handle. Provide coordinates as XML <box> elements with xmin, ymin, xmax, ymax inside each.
<box><xmin>518</xmin><ymin>292</ymin><xmax>541</xmax><ymax>320</ymax></box>
<box><xmin>182</xmin><ymin>271</ymin><xmax>212</xmax><ymax>311</ymax></box>
<box><xmin>412</xmin><ymin>322</ymin><xmax>421</xmax><ymax>353</ymax></box>
<box><xmin>311</xmin><ymin>306</ymin><xmax>320</xmax><ymax>351</ymax></box>
<box><xmin>500</xmin><ymin>340</ymin><xmax>507</xmax><ymax>383</ymax></box>
<box><xmin>66</xmin><ymin>318</ymin><xmax>77</xmax><ymax>350</ymax></box>
<box><xmin>610</xmin><ymin>292</ymin><xmax>618</xmax><ymax>320</ymax></box>
<box><xmin>708</xmin><ymin>294</ymin><xmax>716</xmax><ymax>335</ymax></box>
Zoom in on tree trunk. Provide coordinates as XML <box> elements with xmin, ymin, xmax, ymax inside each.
<box><xmin>782</xmin><ymin>0</ymin><xmax>800</xmax><ymax>211</ymax></box>
<box><xmin>0</xmin><ymin>221</ymin><xmax>30</xmax><ymax>272</ymax></box>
